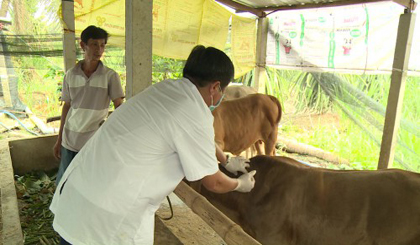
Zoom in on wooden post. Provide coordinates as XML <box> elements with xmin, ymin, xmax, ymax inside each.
<box><xmin>62</xmin><ymin>0</ymin><xmax>76</xmax><ymax>72</ymax></box>
<box><xmin>0</xmin><ymin>21</ymin><xmax>13</xmax><ymax>108</ymax></box>
<box><xmin>0</xmin><ymin>0</ymin><xmax>10</xmax><ymax>17</ymax></box>
<box><xmin>125</xmin><ymin>0</ymin><xmax>153</xmax><ymax>98</ymax></box>
<box><xmin>378</xmin><ymin>11</ymin><xmax>416</xmax><ymax>169</ymax></box>
<box><xmin>1</xmin><ymin>141</ymin><xmax>24</xmax><ymax>244</ymax></box>
<box><xmin>253</xmin><ymin>17</ymin><xmax>268</xmax><ymax>93</ymax></box>
<box><xmin>174</xmin><ymin>181</ymin><xmax>261</xmax><ymax>245</ymax></box>
<box><xmin>0</xmin><ymin>77</ymin><xmax>12</xmax><ymax>107</ymax></box>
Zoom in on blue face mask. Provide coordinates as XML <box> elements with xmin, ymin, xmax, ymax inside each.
<box><xmin>209</xmin><ymin>85</ymin><xmax>224</xmax><ymax>112</ymax></box>
<box><xmin>209</xmin><ymin>94</ymin><xmax>225</xmax><ymax>112</ymax></box>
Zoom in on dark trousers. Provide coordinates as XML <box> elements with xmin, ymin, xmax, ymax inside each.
<box><xmin>56</xmin><ymin>146</ymin><xmax>78</xmax><ymax>185</ymax></box>
<box><xmin>60</xmin><ymin>237</ymin><xmax>72</xmax><ymax>245</ymax></box>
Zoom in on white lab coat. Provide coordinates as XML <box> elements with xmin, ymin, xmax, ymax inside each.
<box><xmin>50</xmin><ymin>78</ymin><xmax>219</xmax><ymax>244</ymax></box>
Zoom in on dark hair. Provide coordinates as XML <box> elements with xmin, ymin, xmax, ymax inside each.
<box><xmin>183</xmin><ymin>45</ymin><xmax>234</xmax><ymax>88</ymax></box>
<box><xmin>81</xmin><ymin>25</ymin><xmax>109</xmax><ymax>44</ymax></box>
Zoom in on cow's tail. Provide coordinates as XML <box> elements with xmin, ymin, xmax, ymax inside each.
<box><xmin>269</xmin><ymin>95</ymin><xmax>282</xmax><ymax>123</ymax></box>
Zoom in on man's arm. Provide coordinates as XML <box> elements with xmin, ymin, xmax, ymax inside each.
<box><xmin>112</xmin><ymin>97</ymin><xmax>124</xmax><ymax>109</ymax></box>
<box><xmin>201</xmin><ymin>170</ymin><xmax>238</xmax><ymax>193</ymax></box>
<box><xmin>201</xmin><ymin>169</ymin><xmax>256</xmax><ymax>194</ymax></box>
<box><xmin>216</xmin><ymin>143</ymin><xmax>250</xmax><ymax>175</ymax></box>
<box><xmin>215</xmin><ymin>143</ymin><xmax>227</xmax><ymax>164</ymax></box>
<box><xmin>53</xmin><ymin>101</ymin><xmax>71</xmax><ymax>159</ymax></box>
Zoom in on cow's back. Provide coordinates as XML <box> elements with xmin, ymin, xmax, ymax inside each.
<box><xmin>213</xmin><ymin>94</ymin><xmax>282</xmax><ymax>155</ymax></box>
<box><xmin>196</xmin><ymin>155</ymin><xmax>420</xmax><ymax>245</ymax></box>
<box><xmin>224</xmin><ymin>85</ymin><xmax>258</xmax><ymax>100</ymax></box>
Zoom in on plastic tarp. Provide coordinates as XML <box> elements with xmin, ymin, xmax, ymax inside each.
<box><xmin>266</xmin><ymin>2</ymin><xmax>420</xmax><ymax>75</ymax></box>
<box><xmin>72</xmin><ymin>0</ymin><xmax>256</xmax><ymax>78</ymax></box>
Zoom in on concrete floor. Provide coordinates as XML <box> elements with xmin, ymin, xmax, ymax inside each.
<box><xmin>0</xmin><ymin>139</ymin><xmax>24</xmax><ymax>245</ymax></box>
<box><xmin>156</xmin><ymin>193</ymin><xmax>226</xmax><ymax>245</ymax></box>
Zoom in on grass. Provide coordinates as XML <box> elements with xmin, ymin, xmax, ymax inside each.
<box><xmin>18</xmin><ymin>72</ymin><xmax>62</xmax><ymax>118</ymax></box>
<box><xmin>13</xmin><ymin>49</ymin><xmax>184</xmax><ymax>119</ymax></box>
<box><xmin>13</xmin><ymin>56</ymin><xmax>63</xmax><ymax>119</ymax></box>
<box><xmin>267</xmin><ymin>69</ymin><xmax>420</xmax><ymax>171</ymax></box>
<box><xmin>11</xmin><ymin>51</ymin><xmax>419</xmax><ymax>172</ymax></box>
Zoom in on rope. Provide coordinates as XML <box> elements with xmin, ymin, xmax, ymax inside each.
<box><xmin>0</xmin><ymin>110</ymin><xmax>39</xmax><ymax>136</ymax></box>
<box><xmin>159</xmin><ymin>196</ymin><xmax>174</xmax><ymax>221</ymax></box>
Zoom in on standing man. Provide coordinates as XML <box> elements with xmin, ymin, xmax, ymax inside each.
<box><xmin>50</xmin><ymin>45</ymin><xmax>256</xmax><ymax>245</ymax></box>
<box><xmin>53</xmin><ymin>25</ymin><xmax>124</xmax><ymax>184</ymax></box>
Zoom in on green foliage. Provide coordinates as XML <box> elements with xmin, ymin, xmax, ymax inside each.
<box><xmin>234</xmin><ymin>70</ymin><xmax>254</xmax><ymax>86</ymax></box>
<box><xmin>9</xmin><ymin>0</ymin><xmax>63</xmax><ymax>118</ymax></box>
<box><xmin>266</xmin><ymin>69</ymin><xmax>333</xmax><ymax>113</ymax></box>
<box><xmin>9</xmin><ymin>0</ymin><xmax>418</xmax><ymax>172</ymax></box>
<box><xmin>43</xmin><ymin>65</ymin><xmax>65</xmax><ymax>81</ymax></box>
<box><xmin>294</xmin><ymin>72</ymin><xmax>334</xmax><ymax>113</ymax></box>
<box><xmin>15</xmin><ymin>171</ymin><xmax>60</xmax><ymax>244</ymax></box>
<box><xmin>18</xmin><ymin>67</ymin><xmax>62</xmax><ymax>117</ymax></box>
<box><xmin>265</xmin><ymin>68</ymin><xmax>333</xmax><ymax>114</ymax></box>
<box><xmin>265</xmin><ymin>68</ymin><xmax>420</xmax><ymax>171</ymax></box>
<box><xmin>152</xmin><ymin>55</ymin><xmax>184</xmax><ymax>84</ymax></box>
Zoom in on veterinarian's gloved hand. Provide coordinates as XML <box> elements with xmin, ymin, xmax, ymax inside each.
<box><xmin>234</xmin><ymin>170</ymin><xmax>257</xmax><ymax>193</ymax></box>
<box><xmin>224</xmin><ymin>156</ymin><xmax>250</xmax><ymax>175</ymax></box>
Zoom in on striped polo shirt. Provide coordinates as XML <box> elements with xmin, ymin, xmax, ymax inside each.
<box><xmin>61</xmin><ymin>60</ymin><xmax>124</xmax><ymax>152</ymax></box>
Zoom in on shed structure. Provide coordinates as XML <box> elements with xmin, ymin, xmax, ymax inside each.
<box><xmin>57</xmin><ymin>0</ymin><xmax>418</xmax><ymax>243</ymax></box>
<box><xmin>64</xmin><ymin>0</ymin><xmax>419</xmax><ymax>170</ymax></box>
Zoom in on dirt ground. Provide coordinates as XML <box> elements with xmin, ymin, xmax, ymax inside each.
<box><xmin>156</xmin><ymin>194</ymin><xmax>227</xmax><ymax>245</ymax></box>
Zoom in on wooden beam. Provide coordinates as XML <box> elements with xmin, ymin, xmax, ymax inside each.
<box><xmin>174</xmin><ymin>181</ymin><xmax>261</xmax><ymax>245</ymax></box>
<box><xmin>392</xmin><ymin>0</ymin><xmax>417</xmax><ymax>10</ymax></box>
<box><xmin>218</xmin><ymin>0</ymin><xmax>416</xmax><ymax>17</ymax></box>
<box><xmin>125</xmin><ymin>0</ymin><xmax>153</xmax><ymax>98</ymax></box>
<box><xmin>262</xmin><ymin>0</ymin><xmax>416</xmax><ymax>14</ymax></box>
<box><xmin>62</xmin><ymin>0</ymin><xmax>76</xmax><ymax>72</ymax></box>
<box><xmin>378</xmin><ymin>12</ymin><xmax>416</xmax><ymax>169</ymax></box>
<box><xmin>254</xmin><ymin>17</ymin><xmax>268</xmax><ymax>93</ymax></box>
<box><xmin>0</xmin><ymin>34</ymin><xmax>12</xmax><ymax>107</ymax></box>
<box><xmin>0</xmin><ymin>77</ymin><xmax>12</xmax><ymax>107</ymax></box>
<box><xmin>215</xmin><ymin>0</ymin><xmax>266</xmax><ymax>17</ymax></box>
<box><xmin>1</xmin><ymin>140</ymin><xmax>24</xmax><ymax>244</ymax></box>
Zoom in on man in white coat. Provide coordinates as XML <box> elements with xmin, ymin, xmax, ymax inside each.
<box><xmin>50</xmin><ymin>45</ymin><xmax>256</xmax><ymax>245</ymax></box>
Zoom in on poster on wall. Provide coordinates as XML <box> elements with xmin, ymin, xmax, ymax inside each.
<box><xmin>299</xmin><ymin>11</ymin><xmax>334</xmax><ymax>68</ymax></box>
<box><xmin>330</xmin><ymin>6</ymin><xmax>368</xmax><ymax>70</ymax></box>
<box><xmin>267</xmin><ymin>1</ymin><xmax>420</xmax><ymax>74</ymax></box>
<box><xmin>266</xmin><ymin>14</ymin><xmax>302</xmax><ymax>66</ymax></box>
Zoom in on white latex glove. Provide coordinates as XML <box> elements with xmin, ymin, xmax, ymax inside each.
<box><xmin>223</xmin><ymin>156</ymin><xmax>250</xmax><ymax>175</ymax></box>
<box><xmin>234</xmin><ymin>170</ymin><xmax>257</xmax><ymax>193</ymax></box>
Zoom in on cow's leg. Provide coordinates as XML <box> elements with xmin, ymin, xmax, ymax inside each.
<box><xmin>264</xmin><ymin>130</ymin><xmax>278</xmax><ymax>156</ymax></box>
<box><xmin>245</xmin><ymin>148</ymin><xmax>252</xmax><ymax>158</ymax></box>
<box><xmin>254</xmin><ymin>141</ymin><xmax>263</xmax><ymax>155</ymax></box>
<box><xmin>246</xmin><ymin>144</ymin><xmax>257</xmax><ymax>157</ymax></box>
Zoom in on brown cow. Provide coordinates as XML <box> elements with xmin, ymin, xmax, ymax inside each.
<box><xmin>193</xmin><ymin>155</ymin><xmax>420</xmax><ymax>245</ymax></box>
<box><xmin>213</xmin><ymin>94</ymin><xmax>281</xmax><ymax>156</ymax></box>
<box><xmin>223</xmin><ymin>85</ymin><xmax>260</xmax><ymax>156</ymax></box>
<box><xmin>224</xmin><ymin>85</ymin><xmax>258</xmax><ymax>101</ymax></box>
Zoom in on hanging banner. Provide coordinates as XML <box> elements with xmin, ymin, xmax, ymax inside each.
<box><xmin>198</xmin><ymin>0</ymin><xmax>231</xmax><ymax>51</ymax></box>
<box><xmin>71</xmin><ymin>0</ymin><xmax>255</xmax><ymax>78</ymax></box>
<box><xmin>153</xmin><ymin>0</ymin><xmax>204</xmax><ymax>59</ymax></box>
<box><xmin>231</xmin><ymin>15</ymin><xmax>256</xmax><ymax>78</ymax></box>
<box><xmin>267</xmin><ymin>1</ymin><xmax>420</xmax><ymax>74</ymax></box>
<box><xmin>74</xmin><ymin>0</ymin><xmax>125</xmax><ymax>46</ymax></box>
